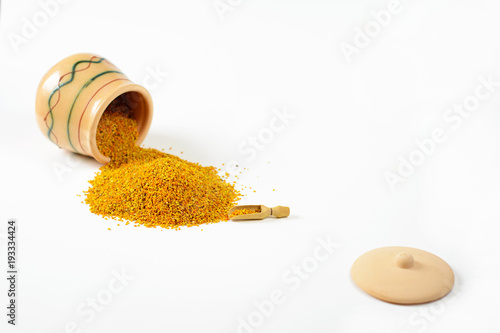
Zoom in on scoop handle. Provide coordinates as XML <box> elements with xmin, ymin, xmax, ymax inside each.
<box><xmin>271</xmin><ymin>206</ymin><xmax>290</xmax><ymax>218</ymax></box>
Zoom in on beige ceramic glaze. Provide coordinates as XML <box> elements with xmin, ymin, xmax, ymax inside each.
<box><xmin>351</xmin><ymin>246</ymin><xmax>454</xmax><ymax>305</ymax></box>
<box><xmin>35</xmin><ymin>53</ymin><xmax>153</xmax><ymax>164</ymax></box>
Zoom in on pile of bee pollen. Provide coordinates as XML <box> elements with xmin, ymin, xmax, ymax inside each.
<box><xmin>84</xmin><ymin>98</ymin><xmax>241</xmax><ymax>230</ymax></box>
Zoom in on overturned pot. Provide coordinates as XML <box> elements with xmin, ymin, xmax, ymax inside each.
<box><xmin>35</xmin><ymin>53</ymin><xmax>153</xmax><ymax>164</ymax></box>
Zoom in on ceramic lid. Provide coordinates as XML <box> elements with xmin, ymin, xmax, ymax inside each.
<box><xmin>351</xmin><ymin>246</ymin><xmax>454</xmax><ymax>304</ymax></box>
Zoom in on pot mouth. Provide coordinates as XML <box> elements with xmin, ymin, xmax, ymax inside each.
<box><xmin>89</xmin><ymin>82</ymin><xmax>153</xmax><ymax>164</ymax></box>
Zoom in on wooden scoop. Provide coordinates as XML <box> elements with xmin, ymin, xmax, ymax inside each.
<box><xmin>228</xmin><ymin>205</ymin><xmax>290</xmax><ymax>221</ymax></box>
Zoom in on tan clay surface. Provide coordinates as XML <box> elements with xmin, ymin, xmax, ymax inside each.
<box><xmin>351</xmin><ymin>246</ymin><xmax>454</xmax><ymax>304</ymax></box>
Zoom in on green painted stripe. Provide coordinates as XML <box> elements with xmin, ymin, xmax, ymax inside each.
<box><xmin>66</xmin><ymin>70</ymin><xmax>125</xmax><ymax>153</ymax></box>
<box><xmin>46</xmin><ymin>57</ymin><xmax>106</xmax><ymax>143</ymax></box>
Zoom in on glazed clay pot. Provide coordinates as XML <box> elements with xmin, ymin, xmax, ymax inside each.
<box><xmin>35</xmin><ymin>53</ymin><xmax>153</xmax><ymax>164</ymax></box>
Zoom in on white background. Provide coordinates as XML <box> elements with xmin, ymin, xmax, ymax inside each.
<box><xmin>1</xmin><ymin>0</ymin><xmax>500</xmax><ymax>332</ymax></box>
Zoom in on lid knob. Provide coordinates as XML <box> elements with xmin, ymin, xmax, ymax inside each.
<box><xmin>395</xmin><ymin>252</ymin><xmax>414</xmax><ymax>269</ymax></box>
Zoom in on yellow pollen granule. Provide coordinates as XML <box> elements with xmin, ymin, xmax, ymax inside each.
<box><xmin>229</xmin><ymin>208</ymin><xmax>260</xmax><ymax>218</ymax></box>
